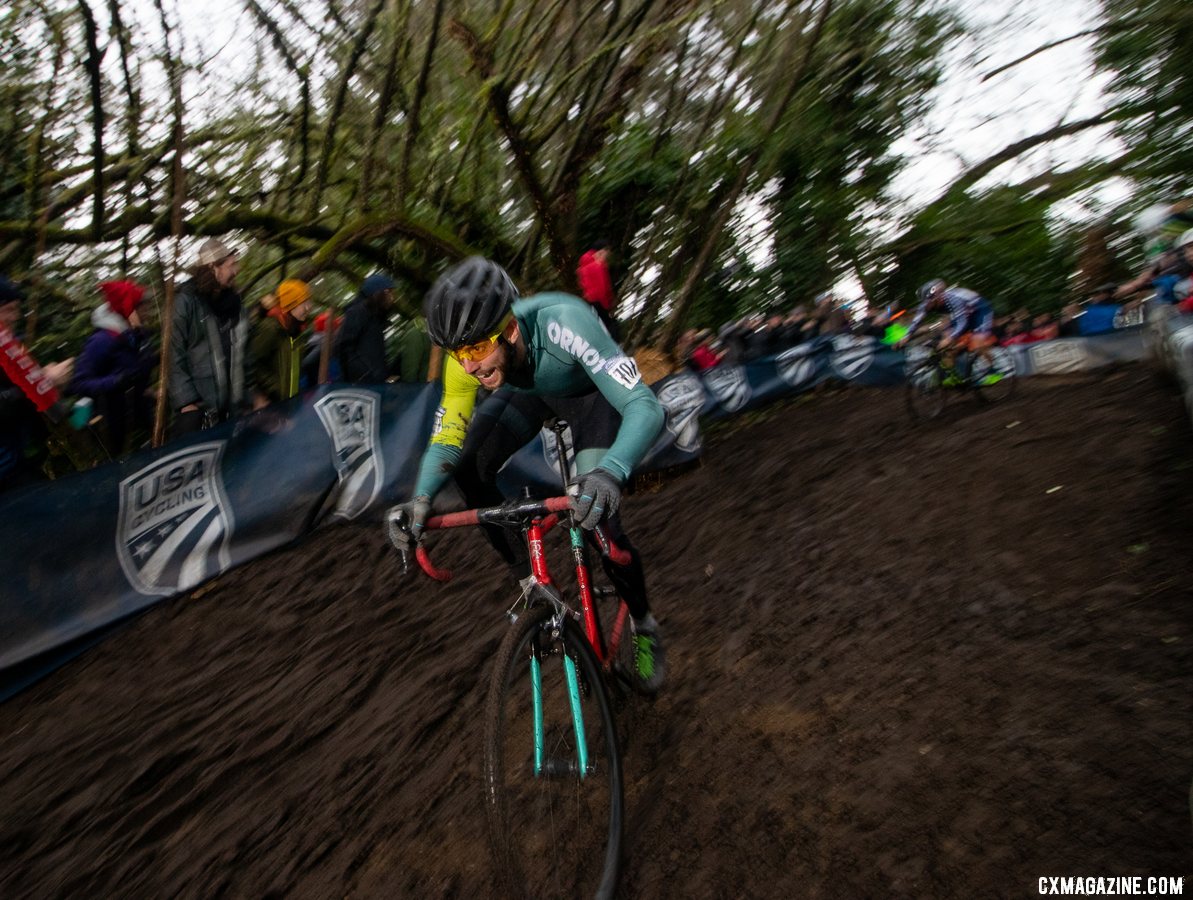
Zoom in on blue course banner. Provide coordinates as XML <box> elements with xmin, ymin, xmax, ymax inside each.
<box><xmin>0</xmin><ymin>383</ymin><xmax>439</xmax><ymax>700</ymax></box>
<box><xmin>0</xmin><ymin>325</ymin><xmax>1150</xmax><ymax>702</ymax></box>
<box><xmin>1006</xmin><ymin>325</ymin><xmax>1147</xmax><ymax>376</ymax></box>
<box><xmin>0</xmin><ymin>378</ymin><xmax>703</xmax><ymax>701</ymax></box>
<box><xmin>695</xmin><ymin>335</ymin><xmax>905</xmax><ymax>419</ymax></box>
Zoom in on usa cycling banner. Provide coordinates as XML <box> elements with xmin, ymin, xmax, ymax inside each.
<box><xmin>691</xmin><ymin>334</ymin><xmax>906</xmax><ymax>420</ymax></box>
<box><xmin>0</xmin><ymin>379</ymin><xmax>701</xmax><ymax>701</ymax></box>
<box><xmin>0</xmin><ymin>324</ymin><xmax>1159</xmax><ymax>701</ymax></box>
<box><xmin>0</xmin><ymin>383</ymin><xmax>439</xmax><ymax>700</ymax></box>
<box><xmin>1005</xmin><ymin>325</ymin><xmax>1147</xmax><ymax>377</ymax></box>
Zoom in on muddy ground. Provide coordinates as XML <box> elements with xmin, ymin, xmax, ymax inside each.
<box><xmin>2</xmin><ymin>366</ymin><xmax>1191</xmax><ymax>898</ymax></box>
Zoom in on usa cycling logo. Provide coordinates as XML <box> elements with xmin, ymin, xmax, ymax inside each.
<box><xmin>829</xmin><ymin>335</ymin><xmax>877</xmax><ymax>381</ymax></box>
<box><xmin>702</xmin><ymin>364</ymin><xmax>750</xmax><ymax>413</ymax></box>
<box><xmin>117</xmin><ymin>442</ymin><xmax>234</xmax><ymax>596</ymax></box>
<box><xmin>776</xmin><ymin>344</ymin><xmax>819</xmax><ymax>389</ymax></box>
<box><xmin>656</xmin><ymin>373</ymin><xmax>706</xmax><ymax>452</ymax></box>
<box><xmin>316</xmin><ymin>390</ymin><xmax>383</xmax><ymax>520</ymax></box>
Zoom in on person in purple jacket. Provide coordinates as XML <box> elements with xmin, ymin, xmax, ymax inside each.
<box><xmin>69</xmin><ymin>280</ymin><xmax>156</xmax><ymax>456</ymax></box>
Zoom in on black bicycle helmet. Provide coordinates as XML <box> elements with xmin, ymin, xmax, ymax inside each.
<box><xmin>423</xmin><ymin>256</ymin><xmax>518</xmax><ymax>349</ymax></box>
<box><xmin>918</xmin><ymin>279</ymin><xmax>946</xmax><ymax>304</ymax></box>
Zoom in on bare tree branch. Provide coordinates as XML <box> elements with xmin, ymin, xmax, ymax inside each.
<box><xmin>451</xmin><ymin>17</ymin><xmax>569</xmax><ymax>273</ymax></box>
<box><xmin>308</xmin><ymin>0</ymin><xmax>388</xmax><ymax>219</ymax></box>
<box><xmin>661</xmin><ymin>0</ymin><xmax>836</xmax><ymax>351</ymax></box>
<box><xmin>397</xmin><ymin>0</ymin><xmax>446</xmax><ymax>201</ymax></box>
<box><xmin>77</xmin><ymin>0</ymin><xmax>106</xmax><ymax>239</ymax></box>
<box><xmin>943</xmin><ymin>112</ymin><xmax>1117</xmax><ymax>197</ymax></box>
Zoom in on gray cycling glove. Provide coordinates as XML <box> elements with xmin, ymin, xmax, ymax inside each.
<box><xmin>386</xmin><ymin>496</ymin><xmax>431</xmax><ymax>551</ymax></box>
<box><xmin>569</xmin><ymin>468</ymin><xmax>622</xmax><ymax>530</ymax></box>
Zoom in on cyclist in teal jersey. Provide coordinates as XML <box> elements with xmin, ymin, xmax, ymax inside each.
<box><xmin>388</xmin><ymin>257</ymin><xmax>668</xmax><ymax>693</ymax></box>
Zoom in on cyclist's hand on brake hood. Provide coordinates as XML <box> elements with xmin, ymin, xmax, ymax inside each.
<box><xmin>387</xmin><ymin>496</ymin><xmax>431</xmax><ymax>550</ymax></box>
<box><xmin>569</xmin><ymin>468</ymin><xmax>622</xmax><ymax>530</ymax></box>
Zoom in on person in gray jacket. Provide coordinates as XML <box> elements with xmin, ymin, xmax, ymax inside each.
<box><xmin>168</xmin><ymin>238</ymin><xmax>250</xmax><ymax>436</ymax></box>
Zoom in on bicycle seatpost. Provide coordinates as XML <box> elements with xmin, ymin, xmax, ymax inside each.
<box><xmin>549</xmin><ymin>419</ymin><xmax>573</xmax><ymax>490</ymax></box>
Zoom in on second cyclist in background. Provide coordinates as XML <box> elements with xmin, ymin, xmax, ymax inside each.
<box><xmin>901</xmin><ymin>278</ymin><xmax>996</xmax><ymax>380</ymax></box>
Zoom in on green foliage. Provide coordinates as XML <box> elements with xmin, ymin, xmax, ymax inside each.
<box><xmin>766</xmin><ymin>0</ymin><xmax>959</xmax><ymax>309</ymax></box>
<box><xmin>577</xmin><ymin>123</ymin><xmax>686</xmax><ymax>256</ymax></box>
<box><xmin>687</xmin><ymin>254</ymin><xmax>765</xmax><ymax>330</ymax></box>
<box><xmin>881</xmin><ymin>185</ymin><xmax>1080</xmax><ymax>314</ymax></box>
<box><xmin>1095</xmin><ymin>0</ymin><xmax>1193</xmax><ymax>193</ymax></box>
<box><xmin>3</xmin><ymin>0</ymin><xmax>1155</xmax><ymax>364</ymax></box>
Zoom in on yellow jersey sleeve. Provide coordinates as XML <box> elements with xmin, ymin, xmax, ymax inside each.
<box><xmin>412</xmin><ymin>354</ymin><xmax>480</xmax><ymax>499</ymax></box>
<box><xmin>429</xmin><ymin>354</ymin><xmax>480</xmax><ymax>450</ymax></box>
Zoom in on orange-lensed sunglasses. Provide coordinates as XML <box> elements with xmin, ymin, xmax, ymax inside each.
<box><xmin>450</xmin><ymin>314</ymin><xmax>512</xmax><ymax>362</ymax></box>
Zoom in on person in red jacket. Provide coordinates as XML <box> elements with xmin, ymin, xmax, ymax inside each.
<box><xmin>576</xmin><ymin>240</ymin><xmax>619</xmax><ymax>337</ymax></box>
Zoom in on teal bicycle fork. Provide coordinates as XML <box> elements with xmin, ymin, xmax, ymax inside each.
<box><xmin>530</xmin><ymin>636</ymin><xmax>590</xmax><ymax>779</ymax></box>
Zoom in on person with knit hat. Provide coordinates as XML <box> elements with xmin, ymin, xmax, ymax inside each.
<box><xmin>168</xmin><ymin>236</ymin><xmax>249</xmax><ymax>436</ymax></box>
<box><xmin>250</xmin><ymin>277</ymin><xmax>313</xmax><ymax>404</ymax></box>
<box><xmin>336</xmin><ymin>273</ymin><xmax>396</xmax><ymax>383</ymax></box>
<box><xmin>69</xmin><ymin>279</ymin><xmax>156</xmax><ymax>455</ymax></box>
<box><xmin>299</xmin><ymin>309</ymin><xmax>344</xmax><ymax>387</ymax></box>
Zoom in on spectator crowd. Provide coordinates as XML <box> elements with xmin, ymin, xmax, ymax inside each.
<box><xmin>0</xmin><ymin>238</ymin><xmax>431</xmax><ymax>492</ymax></box>
<box><xmin>4</xmin><ymin>202</ymin><xmax>1192</xmax><ymax>494</ymax></box>
<box><xmin>675</xmin><ymin>265</ymin><xmax>1166</xmax><ymax>377</ymax></box>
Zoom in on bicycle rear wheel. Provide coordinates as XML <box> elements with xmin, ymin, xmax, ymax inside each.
<box><xmin>971</xmin><ymin>348</ymin><xmax>1016</xmax><ymax>403</ymax></box>
<box><xmin>484</xmin><ymin>602</ymin><xmax>623</xmax><ymax>900</ymax></box>
<box><xmin>906</xmin><ymin>361</ymin><xmax>946</xmax><ymax>421</ymax></box>
<box><xmin>600</xmin><ymin>593</ymin><xmax>644</xmax><ymax>753</ymax></box>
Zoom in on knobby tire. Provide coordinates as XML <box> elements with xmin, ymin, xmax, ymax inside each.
<box><xmin>604</xmin><ymin>595</ymin><xmax>643</xmax><ymax>756</ymax></box>
<box><xmin>972</xmin><ymin>350</ymin><xmax>1016</xmax><ymax>404</ymax></box>
<box><xmin>906</xmin><ymin>361</ymin><xmax>946</xmax><ymax>421</ymax></box>
<box><xmin>483</xmin><ymin>602</ymin><xmax>623</xmax><ymax>900</ymax></box>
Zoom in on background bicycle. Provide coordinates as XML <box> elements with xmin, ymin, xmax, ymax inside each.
<box><xmin>904</xmin><ymin>337</ymin><xmax>1016</xmax><ymax>421</ymax></box>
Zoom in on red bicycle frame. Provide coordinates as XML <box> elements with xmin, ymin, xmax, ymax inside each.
<box><xmin>414</xmin><ymin>495</ymin><xmax>631</xmax><ymax>670</ymax></box>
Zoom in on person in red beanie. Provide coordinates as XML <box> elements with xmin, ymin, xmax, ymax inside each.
<box><xmin>68</xmin><ymin>279</ymin><xmax>156</xmax><ymax>456</ymax></box>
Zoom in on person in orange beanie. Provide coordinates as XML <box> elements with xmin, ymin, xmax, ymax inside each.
<box><xmin>250</xmin><ymin>278</ymin><xmax>312</xmax><ymax>404</ymax></box>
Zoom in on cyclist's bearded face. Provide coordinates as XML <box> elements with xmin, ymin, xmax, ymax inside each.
<box><xmin>460</xmin><ymin>322</ymin><xmax>523</xmax><ymax>390</ymax></box>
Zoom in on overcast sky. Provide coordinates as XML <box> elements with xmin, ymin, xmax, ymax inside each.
<box><xmin>892</xmin><ymin>0</ymin><xmax>1121</xmax><ymax>216</ymax></box>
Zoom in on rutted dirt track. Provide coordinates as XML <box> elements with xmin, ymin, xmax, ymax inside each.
<box><xmin>2</xmin><ymin>368</ymin><xmax>1192</xmax><ymax>898</ymax></box>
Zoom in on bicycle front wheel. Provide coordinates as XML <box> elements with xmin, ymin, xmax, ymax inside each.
<box><xmin>906</xmin><ymin>361</ymin><xmax>946</xmax><ymax>421</ymax></box>
<box><xmin>971</xmin><ymin>348</ymin><xmax>1016</xmax><ymax>403</ymax></box>
<box><xmin>484</xmin><ymin>603</ymin><xmax>623</xmax><ymax>900</ymax></box>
